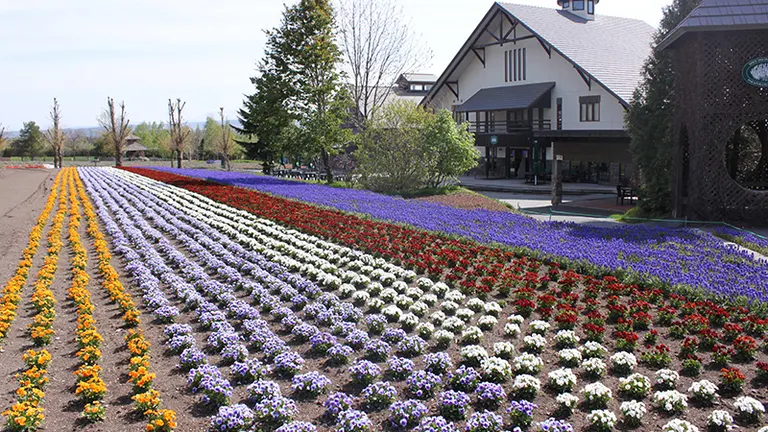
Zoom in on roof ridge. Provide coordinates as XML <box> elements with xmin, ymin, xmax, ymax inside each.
<box><xmin>495</xmin><ymin>1</ymin><xmax>652</xmax><ymax>25</ymax></box>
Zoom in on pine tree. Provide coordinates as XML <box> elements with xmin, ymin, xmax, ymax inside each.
<box><xmin>16</xmin><ymin>121</ymin><xmax>45</xmax><ymax>160</ymax></box>
<box><xmin>238</xmin><ymin>0</ymin><xmax>351</xmax><ymax>181</ymax></box>
<box><xmin>626</xmin><ymin>0</ymin><xmax>701</xmax><ymax>214</ymax></box>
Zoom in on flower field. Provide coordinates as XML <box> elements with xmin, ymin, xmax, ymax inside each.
<box><xmin>1</xmin><ymin>166</ymin><xmax>767</xmax><ymax>432</ymax></box>
<box><xmin>146</xmin><ymin>167</ymin><xmax>768</xmax><ymax>304</ymax></box>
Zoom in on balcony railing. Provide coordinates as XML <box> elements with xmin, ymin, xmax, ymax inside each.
<box><xmin>466</xmin><ymin>119</ymin><xmax>552</xmax><ymax>134</ymax></box>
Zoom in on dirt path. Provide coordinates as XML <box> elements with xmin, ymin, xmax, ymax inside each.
<box><xmin>0</xmin><ymin>169</ymin><xmax>56</xmax><ymax>283</ymax></box>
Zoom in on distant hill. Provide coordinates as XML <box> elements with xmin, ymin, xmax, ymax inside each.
<box><xmin>3</xmin><ymin>120</ymin><xmax>242</xmax><ymax>139</ymax></box>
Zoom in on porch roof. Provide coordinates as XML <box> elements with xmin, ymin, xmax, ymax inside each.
<box><xmin>454</xmin><ymin>82</ymin><xmax>555</xmax><ymax>112</ymax></box>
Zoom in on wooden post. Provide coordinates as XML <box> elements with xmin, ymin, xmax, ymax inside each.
<box><xmin>552</xmin><ymin>144</ymin><xmax>562</xmax><ymax>207</ymax></box>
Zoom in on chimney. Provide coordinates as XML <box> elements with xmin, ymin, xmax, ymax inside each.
<box><xmin>557</xmin><ymin>0</ymin><xmax>597</xmax><ymax>21</ymax></box>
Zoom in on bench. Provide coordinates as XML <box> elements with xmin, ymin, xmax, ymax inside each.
<box><xmin>616</xmin><ymin>185</ymin><xmax>636</xmax><ymax>205</ymax></box>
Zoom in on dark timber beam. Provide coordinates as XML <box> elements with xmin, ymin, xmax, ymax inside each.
<box><xmin>472</xmin><ymin>48</ymin><xmax>486</xmax><ymax>67</ymax></box>
<box><xmin>474</xmin><ymin>34</ymin><xmax>535</xmax><ymax>49</ymax></box>
<box><xmin>503</xmin><ymin>16</ymin><xmax>517</xmax><ymax>39</ymax></box>
<box><xmin>574</xmin><ymin>67</ymin><xmax>592</xmax><ymax>90</ymax></box>
<box><xmin>536</xmin><ymin>37</ymin><xmax>551</xmax><ymax>58</ymax></box>
<box><xmin>446</xmin><ymin>82</ymin><xmax>459</xmax><ymax>98</ymax></box>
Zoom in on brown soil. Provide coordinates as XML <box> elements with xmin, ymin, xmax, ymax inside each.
<box><xmin>0</xmin><ymin>169</ymin><xmax>56</xmax><ymax>283</ymax></box>
<box><xmin>414</xmin><ymin>192</ymin><xmax>513</xmax><ymax>212</ymax></box>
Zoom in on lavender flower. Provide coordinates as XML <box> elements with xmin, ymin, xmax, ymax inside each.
<box><xmin>364</xmin><ymin>339</ymin><xmax>391</xmax><ymax>361</ymax></box>
<box><xmin>397</xmin><ymin>335</ymin><xmax>427</xmax><ymax>358</ymax></box>
<box><xmin>389</xmin><ymin>400</ymin><xmax>429</xmax><ymax>430</ymax></box>
<box><xmin>254</xmin><ymin>396</ymin><xmax>297</xmax><ymax>426</ymax></box>
<box><xmin>448</xmin><ymin>365</ymin><xmax>481</xmax><ymax>392</ymax></box>
<box><xmin>210</xmin><ymin>404</ymin><xmax>254</xmax><ymax>432</ymax></box>
<box><xmin>438</xmin><ymin>390</ymin><xmax>471</xmax><ymax>420</ymax></box>
<box><xmin>415</xmin><ymin>416</ymin><xmax>458</xmax><ymax>432</ymax></box>
<box><xmin>336</xmin><ymin>409</ymin><xmax>373</xmax><ymax>432</ymax></box>
<box><xmin>349</xmin><ymin>360</ymin><xmax>382</xmax><ymax>385</ymax></box>
<box><xmin>324</xmin><ymin>392</ymin><xmax>354</xmax><ymax>420</ymax></box>
<box><xmin>274</xmin><ymin>351</ymin><xmax>304</xmax><ymax>376</ymax></box>
<box><xmin>465</xmin><ymin>411</ymin><xmax>505</xmax><ymax>432</ymax></box>
<box><xmin>328</xmin><ymin>344</ymin><xmax>354</xmax><ymax>364</ymax></box>
<box><xmin>388</xmin><ymin>356</ymin><xmax>415</xmax><ymax>381</ymax></box>
<box><xmin>425</xmin><ymin>352</ymin><xmax>454</xmax><ymax>375</ymax></box>
<box><xmin>179</xmin><ymin>346</ymin><xmax>208</xmax><ymax>370</ymax></box>
<box><xmin>230</xmin><ymin>358</ymin><xmax>270</xmax><ymax>383</ymax></box>
<box><xmin>291</xmin><ymin>371</ymin><xmax>331</xmax><ymax>396</ymax></box>
<box><xmin>507</xmin><ymin>400</ymin><xmax>537</xmax><ymax>428</ymax></box>
<box><xmin>246</xmin><ymin>380</ymin><xmax>282</xmax><ymax>405</ymax></box>
<box><xmin>475</xmin><ymin>382</ymin><xmax>506</xmax><ymax>409</ymax></box>
<box><xmin>361</xmin><ymin>381</ymin><xmax>398</xmax><ymax>409</ymax></box>
<box><xmin>537</xmin><ymin>418</ymin><xmax>574</xmax><ymax>432</ymax></box>
<box><xmin>275</xmin><ymin>422</ymin><xmax>317</xmax><ymax>432</ymax></box>
<box><xmin>407</xmin><ymin>370</ymin><xmax>443</xmax><ymax>399</ymax></box>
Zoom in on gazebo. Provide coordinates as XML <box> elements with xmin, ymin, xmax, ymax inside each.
<box><xmin>123</xmin><ymin>134</ymin><xmax>148</xmax><ymax>160</ymax></box>
<box><xmin>659</xmin><ymin>0</ymin><xmax>768</xmax><ymax>224</ymax></box>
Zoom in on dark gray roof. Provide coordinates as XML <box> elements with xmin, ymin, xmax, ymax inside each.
<box><xmin>658</xmin><ymin>0</ymin><xmax>768</xmax><ymax>50</ymax></box>
<box><xmin>496</xmin><ymin>3</ymin><xmax>655</xmax><ymax>104</ymax></box>
<box><xmin>455</xmin><ymin>82</ymin><xmax>555</xmax><ymax>112</ymax></box>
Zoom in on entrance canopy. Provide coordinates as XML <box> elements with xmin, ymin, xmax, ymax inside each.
<box><xmin>455</xmin><ymin>82</ymin><xmax>555</xmax><ymax>112</ymax></box>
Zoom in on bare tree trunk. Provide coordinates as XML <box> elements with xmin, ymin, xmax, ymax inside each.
<box><xmin>168</xmin><ymin>98</ymin><xmax>190</xmax><ymax>169</ymax></box>
<box><xmin>99</xmin><ymin>97</ymin><xmax>130</xmax><ymax>167</ymax></box>
<box><xmin>46</xmin><ymin>98</ymin><xmax>65</xmax><ymax>168</ymax></box>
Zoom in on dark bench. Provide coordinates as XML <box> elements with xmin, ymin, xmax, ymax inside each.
<box><xmin>616</xmin><ymin>185</ymin><xmax>636</xmax><ymax>205</ymax></box>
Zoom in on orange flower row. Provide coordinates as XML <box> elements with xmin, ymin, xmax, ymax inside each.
<box><xmin>2</xmin><ymin>169</ymin><xmax>71</xmax><ymax>432</ymax></box>
<box><xmin>0</xmin><ymin>171</ymin><xmax>63</xmax><ymax>341</ymax></box>
<box><xmin>72</xmin><ymin>169</ymin><xmax>176</xmax><ymax>431</ymax></box>
<box><xmin>65</xmin><ymin>170</ymin><xmax>107</xmax><ymax>423</ymax></box>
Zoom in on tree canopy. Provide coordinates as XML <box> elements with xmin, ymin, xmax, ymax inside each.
<box><xmin>626</xmin><ymin>0</ymin><xmax>701</xmax><ymax>214</ymax></box>
<box><xmin>355</xmin><ymin>100</ymin><xmax>478</xmax><ymax>193</ymax></box>
<box><xmin>238</xmin><ymin>0</ymin><xmax>351</xmax><ymax>181</ymax></box>
<box><xmin>15</xmin><ymin>121</ymin><xmax>45</xmax><ymax>160</ymax></box>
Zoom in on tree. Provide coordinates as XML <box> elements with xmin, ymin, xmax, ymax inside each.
<box><xmin>64</xmin><ymin>130</ymin><xmax>94</xmax><ymax>156</ymax></box>
<box><xmin>15</xmin><ymin>121</ymin><xmax>45</xmax><ymax>160</ymax></box>
<box><xmin>45</xmin><ymin>98</ymin><xmax>65</xmax><ymax>168</ymax></box>
<box><xmin>217</xmin><ymin>108</ymin><xmax>235</xmax><ymax>171</ymax></box>
<box><xmin>133</xmin><ymin>122</ymin><xmax>171</xmax><ymax>158</ymax></box>
<box><xmin>239</xmin><ymin>0</ymin><xmax>352</xmax><ymax>182</ymax></box>
<box><xmin>168</xmin><ymin>98</ymin><xmax>191</xmax><ymax>168</ymax></box>
<box><xmin>422</xmin><ymin>109</ymin><xmax>479</xmax><ymax>188</ymax></box>
<box><xmin>355</xmin><ymin>100</ymin><xmax>431</xmax><ymax>192</ymax></box>
<box><xmin>98</xmin><ymin>97</ymin><xmax>131</xmax><ymax>166</ymax></box>
<box><xmin>338</xmin><ymin>0</ymin><xmax>433</xmax><ymax>127</ymax></box>
<box><xmin>626</xmin><ymin>0</ymin><xmax>701</xmax><ymax>214</ymax></box>
<box><xmin>0</xmin><ymin>123</ymin><xmax>7</xmax><ymax>154</ymax></box>
<box><xmin>356</xmin><ymin>101</ymin><xmax>478</xmax><ymax>192</ymax></box>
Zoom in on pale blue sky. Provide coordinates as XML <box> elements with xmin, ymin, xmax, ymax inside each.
<box><xmin>0</xmin><ymin>0</ymin><xmax>672</xmax><ymax>131</ymax></box>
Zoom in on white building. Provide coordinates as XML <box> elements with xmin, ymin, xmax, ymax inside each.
<box><xmin>422</xmin><ymin>1</ymin><xmax>655</xmax><ymax>184</ymax></box>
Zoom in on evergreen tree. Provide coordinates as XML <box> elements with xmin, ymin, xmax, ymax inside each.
<box><xmin>238</xmin><ymin>0</ymin><xmax>351</xmax><ymax>181</ymax></box>
<box><xmin>626</xmin><ymin>0</ymin><xmax>701</xmax><ymax>214</ymax></box>
<box><xmin>15</xmin><ymin>121</ymin><xmax>45</xmax><ymax>160</ymax></box>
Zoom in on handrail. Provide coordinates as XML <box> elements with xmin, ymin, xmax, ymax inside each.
<box><xmin>467</xmin><ymin>119</ymin><xmax>552</xmax><ymax>133</ymax></box>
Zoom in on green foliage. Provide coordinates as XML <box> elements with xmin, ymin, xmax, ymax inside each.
<box><xmin>355</xmin><ymin>100</ymin><xmax>478</xmax><ymax>193</ymax></box>
<box><xmin>423</xmin><ymin>109</ymin><xmax>479</xmax><ymax>188</ymax></box>
<box><xmin>626</xmin><ymin>0</ymin><xmax>701</xmax><ymax>214</ymax></box>
<box><xmin>238</xmin><ymin>0</ymin><xmax>351</xmax><ymax>180</ymax></box>
<box><xmin>14</xmin><ymin>121</ymin><xmax>45</xmax><ymax>159</ymax></box>
<box><xmin>133</xmin><ymin>122</ymin><xmax>171</xmax><ymax>157</ymax></box>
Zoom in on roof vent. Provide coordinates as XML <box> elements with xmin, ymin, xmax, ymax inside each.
<box><xmin>557</xmin><ymin>0</ymin><xmax>598</xmax><ymax>21</ymax></box>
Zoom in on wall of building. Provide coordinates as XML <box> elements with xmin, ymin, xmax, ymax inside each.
<box><xmin>429</xmin><ymin>14</ymin><xmax>628</xmax><ymax>131</ymax></box>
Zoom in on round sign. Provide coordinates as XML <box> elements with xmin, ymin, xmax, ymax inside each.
<box><xmin>490</xmin><ymin>135</ymin><xmax>499</xmax><ymax>145</ymax></box>
<box><xmin>743</xmin><ymin>58</ymin><xmax>768</xmax><ymax>87</ymax></box>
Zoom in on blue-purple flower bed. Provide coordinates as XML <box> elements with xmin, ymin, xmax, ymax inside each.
<box><xmin>145</xmin><ymin>167</ymin><xmax>768</xmax><ymax>303</ymax></box>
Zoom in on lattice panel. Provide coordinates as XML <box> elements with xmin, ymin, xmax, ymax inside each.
<box><xmin>672</xmin><ymin>30</ymin><xmax>768</xmax><ymax>224</ymax></box>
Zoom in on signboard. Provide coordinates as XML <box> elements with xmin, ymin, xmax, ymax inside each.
<box><xmin>489</xmin><ymin>135</ymin><xmax>499</xmax><ymax>145</ymax></box>
<box><xmin>743</xmin><ymin>58</ymin><xmax>768</xmax><ymax>87</ymax></box>
<box><xmin>556</xmin><ymin>155</ymin><xmax>563</xmax><ymax>161</ymax></box>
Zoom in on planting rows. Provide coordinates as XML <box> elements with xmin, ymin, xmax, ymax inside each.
<box><xmin>73</xmin><ymin>166</ymin><xmax>767</xmax><ymax>432</ymax></box>
<box><xmin>0</xmin><ymin>168</ymin><xmax>176</xmax><ymax>432</ymax></box>
<box><xmin>145</xmin><ymin>167</ymin><xmax>768</xmax><ymax>303</ymax></box>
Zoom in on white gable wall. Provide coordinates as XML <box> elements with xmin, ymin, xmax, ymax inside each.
<box><xmin>429</xmin><ymin>18</ymin><xmax>627</xmax><ymax>131</ymax></box>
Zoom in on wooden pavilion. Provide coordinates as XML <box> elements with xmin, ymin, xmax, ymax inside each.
<box><xmin>123</xmin><ymin>134</ymin><xmax>148</xmax><ymax>160</ymax></box>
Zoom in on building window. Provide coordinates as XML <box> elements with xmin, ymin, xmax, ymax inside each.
<box><xmin>573</xmin><ymin>0</ymin><xmax>585</xmax><ymax>10</ymax></box>
<box><xmin>579</xmin><ymin>95</ymin><xmax>600</xmax><ymax>122</ymax></box>
<box><xmin>562</xmin><ymin>1</ymin><xmax>570</xmax><ymax>8</ymax></box>
<box><xmin>505</xmin><ymin>48</ymin><xmax>526</xmax><ymax>82</ymax></box>
<box><xmin>587</xmin><ymin>0</ymin><xmax>594</xmax><ymax>14</ymax></box>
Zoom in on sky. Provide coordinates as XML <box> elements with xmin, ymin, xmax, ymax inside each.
<box><xmin>0</xmin><ymin>0</ymin><xmax>673</xmax><ymax>132</ymax></box>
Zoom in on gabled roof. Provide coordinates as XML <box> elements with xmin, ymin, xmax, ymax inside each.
<box><xmin>455</xmin><ymin>82</ymin><xmax>555</xmax><ymax>112</ymax></box>
<box><xmin>658</xmin><ymin>0</ymin><xmax>768</xmax><ymax>51</ymax></box>
<box><xmin>423</xmin><ymin>2</ymin><xmax>655</xmax><ymax>107</ymax></box>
